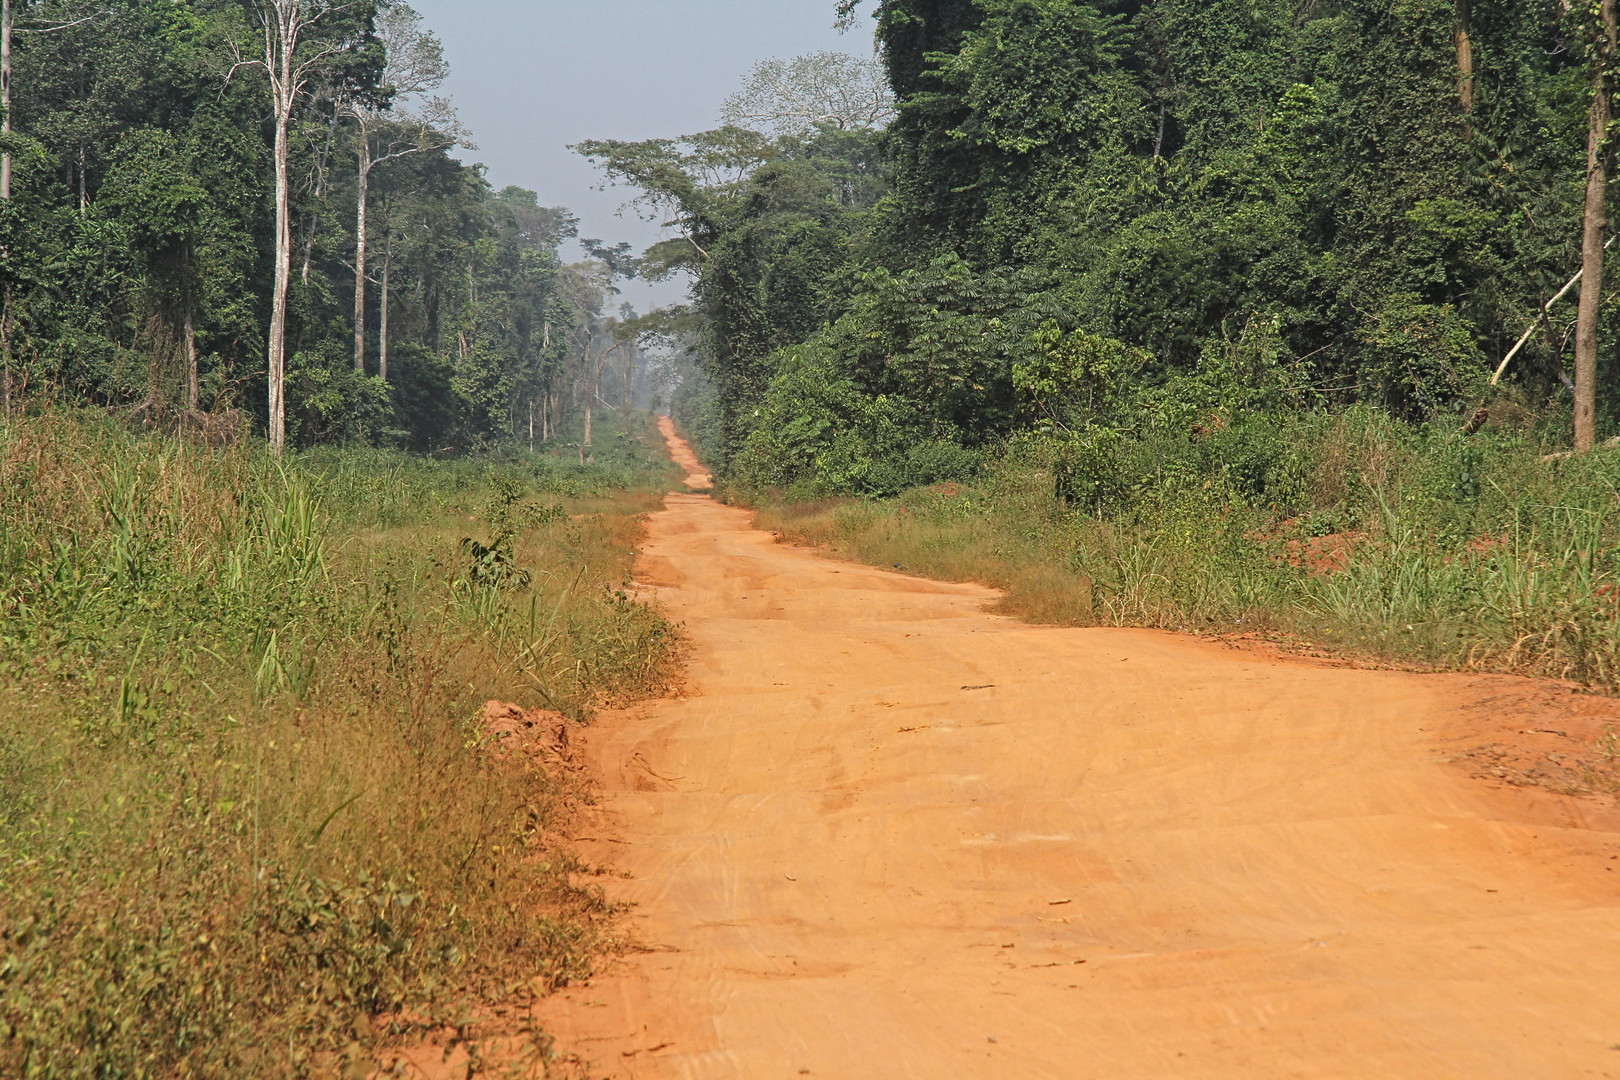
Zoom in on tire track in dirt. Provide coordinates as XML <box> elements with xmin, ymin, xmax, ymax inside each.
<box><xmin>538</xmin><ymin>421</ymin><xmax>1620</xmax><ymax>1079</ymax></box>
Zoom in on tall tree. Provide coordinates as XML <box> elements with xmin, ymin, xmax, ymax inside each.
<box><xmin>1575</xmin><ymin>0</ymin><xmax>1618</xmax><ymax>453</ymax></box>
<box><xmin>342</xmin><ymin>0</ymin><xmax>462</xmax><ymax>373</ymax></box>
<box><xmin>2</xmin><ymin>0</ymin><xmax>12</xmax><ymax>202</ymax></box>
<box><xmin>721</xmin><ymin>51</ymin><xmax>894</xmax><ymax>137</ymax></box>
<box><xmin>231</xmin><ymin>0</ymin><xmax>374</xmax><ymax>454</ymax></box>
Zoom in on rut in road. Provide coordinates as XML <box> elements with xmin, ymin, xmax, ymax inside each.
<box><xmin>538</xmin><ymin>419</ymin><xmax>1620</xmax><ymax>1079</ymax></box>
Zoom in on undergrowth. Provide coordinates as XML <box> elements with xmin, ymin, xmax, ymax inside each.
<box><xmin>0</xmin><ymin>408</ymin><xmax>680</xmax><ymax>1078</ymax></box>
<box><xmin>749</xmin><ymin>406</ymin><xmax>1620</xmax><ymax>691</ymax></box>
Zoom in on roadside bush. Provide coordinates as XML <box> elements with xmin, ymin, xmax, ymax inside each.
<box><xmin>732</xmin><ymin>346</ymin><xmax>980</xmax><ymax>497</ymax></box>
<box><xmin>755</xmin><ymin>403</ymin><xmax>1620</xmax><ymax>692</ymax></box>
<box><xmin>286</xmin><ymin>340</ymin><xmax>395</xmax><ymax>447</ymax></box>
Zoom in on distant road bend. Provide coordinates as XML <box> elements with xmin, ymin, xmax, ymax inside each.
<box><xmin>537</xmin><ymin>417</ymin><xmax>1620</xmax><ymax>1079</ymax></box>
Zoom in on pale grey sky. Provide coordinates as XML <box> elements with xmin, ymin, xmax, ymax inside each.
<box><xmin>409</xmin><ymin>1</ymin><xmax>878</xmax><ymax>310</ymax></box>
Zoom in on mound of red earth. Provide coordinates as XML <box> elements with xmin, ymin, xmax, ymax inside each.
<box><xmin>480</xmin><ymin>700</ymin><xmax>576</xmax><ymax>772</ymax></box>
<box><xmin>1251</xmin><ymin>519</ymin><xmax>1366</xmax><ymax>575</ymax></box>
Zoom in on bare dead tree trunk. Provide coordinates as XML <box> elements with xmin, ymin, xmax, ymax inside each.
<box><xmin>268</xmin><ymin>57</ymin><xmax>294</xmax><ymax>456</ymax></box>
<box><xmin>1575</xmin><ymin>0</ymin><xmax>1618</xmax><ymax>453</ymax></box>
<box><xmin>353</xmin><ymin>147</ymin><xmax>371</xmax><ymax>372</ymax></box>
<box><xmin>378</xmin><ymin>238</ymin><xmax>391</xmax><ymax>381</ymax></box>
<box><xmin>2</xmin><ymin>0</ymin><xmax>12</xmax><ymax>201</ymax></box>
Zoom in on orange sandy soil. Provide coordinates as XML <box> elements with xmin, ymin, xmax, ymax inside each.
<box><xmin>468</xmin><ymin>421</ymin><xmax>1620</xmax><ymax>1078</ymax></box>
<box><xmin>659</xmin><ymin>416</ymin><xmax>712</xmax><ymax>492</ymax></box>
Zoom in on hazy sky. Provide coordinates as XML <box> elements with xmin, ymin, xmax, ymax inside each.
<box><xmin>409</xmin><ymin>1</ymin><xmax>878</xmax><ymax>310</ymax></box>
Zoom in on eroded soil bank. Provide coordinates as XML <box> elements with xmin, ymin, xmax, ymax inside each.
<box><xmin>538</xmin><ymin>423</ymin><xmax>1620</xmax><ymax>1080</ymax></box>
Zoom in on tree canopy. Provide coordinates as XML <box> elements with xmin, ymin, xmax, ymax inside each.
<box><xmin>587</xmin><ymin>2</ymin><xmax>1607</xmax><ymax>492</ymax></box>
<box><xmin>0</xmin><ymin>0</ymin><xmax>640</xmax><ymax>453</ymax></box>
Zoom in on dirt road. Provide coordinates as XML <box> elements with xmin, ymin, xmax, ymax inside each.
<box><xmin>540</xmin><ymin>420</ymin><xmax>1620</xmax><ymax>1079</ymax></box>
<box><xmin>659</xmin><ymin>416</ymin><xmax>711</xmax><ymax>492</ymax></box>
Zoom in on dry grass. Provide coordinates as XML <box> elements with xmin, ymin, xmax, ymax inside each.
<box><xmin>0</xmin><ymin>409</ymin><xmax>679</xmax><ymax>1078</ymax></box>
<box><xmin>751</xmin><ymin>409</ymin><xmax>1620</xmax><ymax>692</ymax></box>
<box><xmin>757</xmin><ymin>493</ymin><xmax>1098</xmax><ymax>626</ymax></box>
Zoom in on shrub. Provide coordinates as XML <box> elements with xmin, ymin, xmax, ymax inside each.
<box><xmin>756</xmin><ymin>403</ymin><xmax>1620</xmax><ymax>692</ymax></box>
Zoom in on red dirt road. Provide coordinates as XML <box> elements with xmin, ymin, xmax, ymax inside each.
<box><xmin>659</xmin><ymin>416</ymin><xmax>711</xmax><ymax>491</ymax></box>
<box><xmin>539</xmin><ymin>422</ymin><xmax>1620</xmax><ymax>1079</ymax></box>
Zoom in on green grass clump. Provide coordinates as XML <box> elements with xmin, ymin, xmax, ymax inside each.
<box><xmin>753</xmin><ymin>406</ymin><xmax>1620</xmax><ymax>689</ymax></box>
<box><xmin>0</xmin><ymin>408</ymin><xmax>680</xmax><ymax>1077</ymax></box>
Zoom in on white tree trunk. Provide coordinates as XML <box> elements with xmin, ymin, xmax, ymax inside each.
<box><xmin>268</xmin><ymin>93</ymin><xmax>292</xmax><ymax>455</ymax></box>
<box><xmin>378</xmin><ymin>240</ymin><xmax>391</xmax><ymax>381</ymax></box>
<box><xmin>245</xmin><ymin>0</ymin><xmax>360</xmax><ymax>454</ymax></box>
<box><xmin>2</xmin><ymin>0</ymin><xmax>12</xmax><ymax>201</ymax></box>
<box><xmin>353</xmin><ymin>149</ymin><xmax>370</xmax><ymax>372</ymax></box>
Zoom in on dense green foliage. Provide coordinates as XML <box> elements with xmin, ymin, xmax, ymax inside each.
<box><xmin>593</xmin><ymin>0</ymin><xmax>1613</xmax><ymax>494</ymax></box>
<box><xmin>0</xmin><ymin>1</ymin><xmax>638</xmax><ymax>452</ymax></box>
<box><xmin>0</xmin><ymin>409</ymin><xmax>679</xmax><ymax>1076</ymax></box>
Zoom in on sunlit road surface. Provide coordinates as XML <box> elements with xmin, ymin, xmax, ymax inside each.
<box><xmin>536</xmin><ymin>423</ymin><xmax>1620</xmax><ymax>1080</ymax></box>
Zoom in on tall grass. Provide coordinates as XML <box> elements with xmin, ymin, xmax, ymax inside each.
<box><xmin>0</xmin><ymin>409</ymin><xmax>679</xmax><ymax>1077</ymax></box>
<box><xmin>752</xmin><ymin>406</ymin><xmax>1620</xmax><ymax>690</ymax></box>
